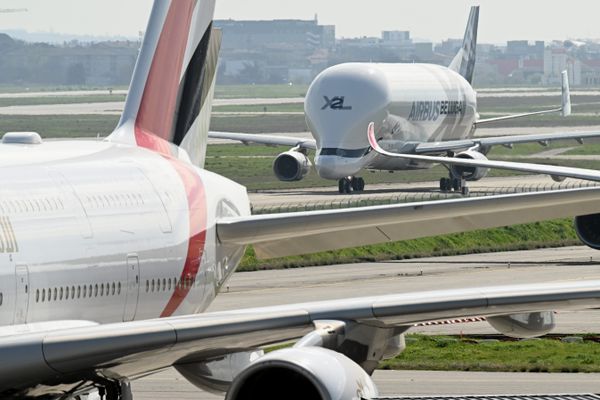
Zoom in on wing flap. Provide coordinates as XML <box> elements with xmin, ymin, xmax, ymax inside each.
<box><xmin>217</xmin><ymin>187</ymin><xmax>600</xmax><ymax>258</ymax></box>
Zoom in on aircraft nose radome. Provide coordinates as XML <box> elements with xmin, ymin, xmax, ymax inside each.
<box><xmin>314</xmin><ymin>155</ymin><xmax>364</xmax><ymax>180</ymax></box>
<box><xmin>305</xmin><ymin>63</ymin><xmax>390</xmax><ymax>147</ymax></box>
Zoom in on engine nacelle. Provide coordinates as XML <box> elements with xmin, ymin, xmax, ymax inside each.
<box><xmin>225</xmin><ymin>347</ymin><xmax>378</xmax><ymax>400</ymax></box>
<box><xmin>487</xmin><ymin>311</ymin><xmax>555</xmax><ymax>338</ymax></box>
<box><xmin>575</xmin><ymin>214</ymin><xmax>600</xmax><ymax>250</ymax></box>
<box><xmin>273</xmin><ymin>151</ymin><xmax>311</xmax><ymax>181</ymax></box>
<box><xmin>450</xmin><ymin>150</ymin><xmax>490</xmax><ymax>181</ymax></box>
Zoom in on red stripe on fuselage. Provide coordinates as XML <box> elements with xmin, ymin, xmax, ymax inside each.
<box><xmin>160</xmin><ymin>158</ymin><xmax>207</xmax><ymax>317</ymax></box>
<box><xmin>135</xmin><ymin>0</ymin><xmax>196</xmax><ymax>149</ymax></box>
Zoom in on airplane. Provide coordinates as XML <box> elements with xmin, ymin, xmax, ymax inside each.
<box><xmin>210</xmin><ymin>6</ymin><xmax>597</xmax><ymax>194</ymax></box>
<box><xmin>4</xmin><ymin>1</ymin><xmax>600</xmax><ymax>399</ymax></box>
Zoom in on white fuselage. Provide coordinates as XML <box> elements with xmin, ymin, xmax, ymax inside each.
<box><xmin>305</xmin><ymin>63</ymin><xmax>478</xmax><ymax>179</ymax></box>
<box><xmin>0</xmin><ymin>139</ymin><xmax>249</xmax><ymax>330</ymax></box>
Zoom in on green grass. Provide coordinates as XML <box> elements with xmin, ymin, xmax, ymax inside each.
<box><xmin>381</xmin><ymin>335</ymin><xmax>600</xmax><ymax>373</ymax></box>
<box><xmin>0</xmin><ymin>115</ymin><xmax>119</xmax><ymax>138</ymax></box>
<box><xmin>0</xmin><ymin>95</ymin><xmax>126</xmax><ymax>107</ymax></box>
<box><xmin>238</xmin><ymin>219</ymin><xmax>578</xmax><ymax>270</ymax></box>
<box><xmin>210</xmin><ymin>114</ymin><xmax>308</xmax><ymax>133</ymax></box>
<box><xmin>215</xmin><ymin>84</ymin><xmax>308</xmax><ymax>99</ymax></box>
<box><xmin>213</xmin><ymin>103</ymin><xmax>304</xmax><ymax>113</ymax></box>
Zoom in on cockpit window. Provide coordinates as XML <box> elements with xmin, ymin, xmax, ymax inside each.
<box><xmin>319</xmin><ymin>147</ymin><xmax>370</xmax><ymax>158</ymax></box>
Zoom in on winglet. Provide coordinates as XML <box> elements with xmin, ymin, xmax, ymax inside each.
<box><xmin>367</xmin><ymin>122</ymin><xmax>381</xmax><ymax>153</ymax></box>
<box><xmin>561</xmin><ymin>70</ymin><xmax>572</xmax><ymax>117</ymax></box>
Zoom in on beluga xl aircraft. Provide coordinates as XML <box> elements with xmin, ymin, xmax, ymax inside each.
<box><xmin>5</xmin><ymin>1</ymin><xmax>600</xmax><ymax>399</ymax></box>
<box><xmin>211</xmin><ymin>6</ymin><xmax>596</xmax><ymax>194</ymax></box>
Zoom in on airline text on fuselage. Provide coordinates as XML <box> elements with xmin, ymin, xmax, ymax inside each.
<box><xmin>408</xmin><ymin>100</ymin><xmax>466</xmax><ymax>122</ymax></box>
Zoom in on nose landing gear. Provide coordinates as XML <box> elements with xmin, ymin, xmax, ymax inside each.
<box><xmin>440</xmin><ymin>175</ymin><xmax>469</xmax><ymax>196</ymax></box>
<box><xmin>338</xmin><ymin>177</ymin><xmax>365</xmax><ymax>194</ymax></box>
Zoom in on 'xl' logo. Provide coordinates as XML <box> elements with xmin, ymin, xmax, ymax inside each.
<box><xmin>322</xmin><ymin>96</ymin><xmax>352</xmax><ymax>111</ymax></box>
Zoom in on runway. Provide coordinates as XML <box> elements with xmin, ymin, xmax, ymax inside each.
<box><xmin>132</xmin><ymin>246</ymin><xmax>600</xmax><ymax>398</ymax></box>
<box><xmin>130</xmin><ymin>369</ymin><xmax>600</xmax><ymax>399</ymax></box>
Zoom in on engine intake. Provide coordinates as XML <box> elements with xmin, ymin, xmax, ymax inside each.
<box><xmin>225</xmin><ymin>347</ymin><xmax>378</xmax><ymax>400</ymax></box>
<box><xmin>273</xmin><ymin>151</ymin><xmax>311</xmax><ymax>181</ymax></box>
<box><xmin>575</xmin><ymin>214</ymin><xmax>600</xmax><ymax>250</ymax></box>
<box><xmin>450</xmin><ymin>150</ymin><xmax>490</xmax><ymax>181</ymax></box>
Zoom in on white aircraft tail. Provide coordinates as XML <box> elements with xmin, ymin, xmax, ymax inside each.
<box><xmin>449</xmin><ymin>6</ymin><xmax>479</xmax><ymax>84</ymax></box>
<box><xmin>109</xmin><ymin>0</ymin><xmax>220</xmax><ymax>168</ymax></box>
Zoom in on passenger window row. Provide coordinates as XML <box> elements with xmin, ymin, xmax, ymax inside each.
<box><xmin>84</xmin><ymin>193</ymin><xmax>145</xmax><ymax>209</ymax></box>
<box><xmin>0</xmin><ymin>292</ymin><xmax>2</xmax><ymax>306</ymax></box>
<box><xmin>145</xmin><ymin>276</ymin><xmax>197</xmax><ymax>293</ymax></box>
<box><xmin>35</xmin><ymin>282</ymin><xmax>122</xmax><ymax>303</ymax></box>
<box><xmin>0</xmin><ymin>197</ymin><xmax>64</xmax><ymax>214</ymax></box>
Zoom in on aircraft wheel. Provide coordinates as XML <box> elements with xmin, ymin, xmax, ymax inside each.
<box><xmin>452</xmin><ymin>177</ymin><xmax>462</xmax><ymax>192</ymax></box>
<box><xmin>358</xmin><ymin>177</ymin><xmax>365</xmax><ymax>191</ymax></box>
<box><xmin>338</xmin><ymin>179</ymin><xmax>345</xmax><ymax>193</ymax></box>
<box><xmin>461</xmin><ymin>185</ymin><xmax>470</xmax><ymax>196</ymax></box>
<box><xmin>439</xmin><ymin>178</ymin><xmax>451</xmax><ymax>192</ymax></box>
<box><xmin>343</xmin><ymin>179</ymin><xmax>352</xmax><ymax>194</ymax></box>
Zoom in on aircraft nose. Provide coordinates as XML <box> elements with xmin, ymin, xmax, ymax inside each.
<box><xmin>314</xmin><ymin>154</ymin><xmax>364</xmax><ymax>180</ymax></box>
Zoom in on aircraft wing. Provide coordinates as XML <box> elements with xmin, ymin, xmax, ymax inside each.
<box><xmin>218</xmin><ymin>186</ymin><xmax>600</xmax><ymax>258</ymax></box>
<box><xmin>209</xmin><ymin>131</ymin><xmax>317</xmax><ymax>150</ymax></box>
<box><xmin>414</xmin><ymin>130</ymin><xmax>600</xmax><ymax>154</ymax></box>
<box><xmin>4</xmin><ymin>279</ymin><xmax>600</xmax><ymax>394</ymax></box>
<box><xmin>367</xmin><ymin>123</ymin><xmax>600</xmax><ymax>183</ymax></box>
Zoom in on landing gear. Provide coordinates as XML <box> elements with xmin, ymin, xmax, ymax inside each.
<box><xmin>97</xmin><ymin>380</ymin><xmax>133</xmax><ymax>400</ymax></box>
<box><xmin>440</xmin><ymin>175</ymin><xmax>469</xmax><ymax>196</ymax></box>
<box><xmin>338</xmin><ymin>177</ymin><xmax>365</xmax><ymax>194</ymax></box>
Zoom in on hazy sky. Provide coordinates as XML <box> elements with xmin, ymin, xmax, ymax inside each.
<box><xmin>1</xmin><ymin>0</ymin><xmax>600</xmax><ymax>43</ymax></box>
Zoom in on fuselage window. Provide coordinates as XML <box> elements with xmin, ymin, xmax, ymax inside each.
<box><xmin>168</xmin><ymin>278</ymin><xmax>171</xmax><ymax>291</ymax></box>
<box><xmin>83</xmin><ymin>285</ymin><xmax>87</xmax><ymax>298</ymax></box>
<box><xmin>94</xmin><ymin>284</ymin><xmax>98</xmax><ymax>297</ymax></box>
<box><xmin>77</xmin><ymin>286</ymin><xmax>81</xmax><ymax>299</ymax></box>
<box><xmin>118</xmin><ymin>282</ymin><xmax>121</xmax><ymax>295</ymax></box>
<box><xmin>162</xmin><ymin>278</ymin><xmax>166</xmax><ymax>292</ymax></box>
<box><xmin>111</xmin><ymin>282</ymin><xmax>115</xmax><ymax>296</ymax></box>
<box><xmin>53</xmin><ymin>288</ymin><xmax>57</xmax><ymax>301</ymax></box>
<box><xmin>59</xmin><ymin>287</ymin><xmax>63</xmax><ymax>301</ymax></box>
<box><xmin>89</xmin><ymin>284</ymin><xmax>92</xmax><ymax>297</ymax></box>
<box><xmin>0</xmin><ymin>292</ymin><xmax>3</xmax><ymax>306</ymax></box>
<box><xmin>71</xmin><ymin>286</ymin><xmax>75</xmax><ymax>299</ymax></box>
<box><xmin>100</xmin><ymin>283</ymin><xmax>104</xmax><ymax>297</ymax></box>
<box><xmin>36</xmin><ymin>289</ymin><xmax>39</xmax><ymax>303</ymax></box>
<box><xmin>65</xmin><ymin>286</ymin><xmax>69</xmax><ymax>299</ymax></box>
<box><xmin>145</xmin><ymin>280</ymin><xmax>149</xmax><ymax>293</ymax></box>
<box><xmin>42</xmin><ymin>289</ymin><xmax>46</xmax><ymax>302</ymax></box>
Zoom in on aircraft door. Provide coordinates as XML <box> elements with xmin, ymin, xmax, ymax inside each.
<box><xmin>123</xmin><ymin>255</ymin><xmax>140</xmax><ymax>322</ymax></box>
<box><xmin>14</xmin><ymin>265</ymin><xmax>29</xmax><ymax>324</ymax></box>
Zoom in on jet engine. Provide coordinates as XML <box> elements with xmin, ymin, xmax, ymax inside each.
<box><xmin>273</xmin><ymin>151</ymin><xmax>311</xmax><ymax>181</ymax></box>
<box><xmin>450</xmin><ymin>150</ymin><xmax>490</xmax><ymax>181</ymax></box>
<box><xmin>487</xmin><ymin>311</ymin><xmax>555</xmax><ymax>338</ymax></box>
<box><xmin>225</xmin><ymin>347</ymin><xmax>378</xmax><ymax>400</ymax></box>
<box><xmin>575</xmin><ymin>214</ymin><xmax>600</xmax><ymax>250</ymax></box>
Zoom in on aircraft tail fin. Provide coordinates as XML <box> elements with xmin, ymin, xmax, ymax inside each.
<box><xmin>449</xmin><ymin>6</ymin><xmax>479</xmax><ymax>84</ymax></box>
<box><xmin>109</xmin><ymin>0</ymin><xmax>219</xmax><ymax>168</ymax></box>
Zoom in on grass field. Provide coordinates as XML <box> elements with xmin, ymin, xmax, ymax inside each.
<box><xmin>214</xmin><ymin>84</ymin><xmax>309</xmax><ymax>99</ymax></box>
<box><xmin>381</xmin><ymin>335</ymin><xmax>600</xmax><ymax>373</ymax></box>
<box><xmin>0</xmin><ymin>94</ymin><xmax>126</xmax><ymax>108</ymax></box>
<box><xmin>238</xmin><ymin>219</ymin><xmax>578</xmax><ymax>270</ymax></box>
<box><xmin>0</xmin><ymin>115</ymin><xmax>119</xmax><ymax>138</ymax></box>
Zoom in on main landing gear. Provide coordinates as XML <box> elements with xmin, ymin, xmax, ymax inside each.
<box><xmin>439</xmin><ymin>175</ymin><xmax>469</xmax><ymax>196</ymax></box>
<box><xmin>338</xmin><ymin>177</ymin><xmax>365</xmax><ymax>194</ymax></box>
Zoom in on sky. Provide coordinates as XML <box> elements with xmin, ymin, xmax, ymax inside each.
<box><xmin>1</xmin><ymin>0</ymin><xmax>600</xmax><ymax>44</ymax></box>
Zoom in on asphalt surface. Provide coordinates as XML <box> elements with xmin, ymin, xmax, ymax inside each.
<box><xmin>249</xmin><ymin>175</ymin><xmax>597</xmax><ymax>208</ymax></box>
<box><xmin>131</xmin><ymin>246</ymin><xmax>600</xmax><ymax>398</ymax></box>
